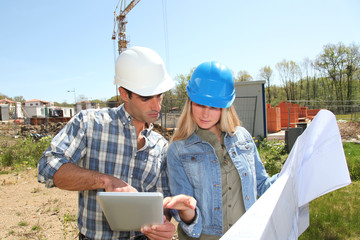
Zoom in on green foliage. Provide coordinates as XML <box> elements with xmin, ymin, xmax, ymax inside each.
<box><xmin>258</xmin><ymin>140</ymin><xmax>360</xmax><ymax>181</ymax></box>
<box><xmin>0</xmin><ymin>136</ymin><xmax>52</xmax><ymax>171</ymax></box>
<box><xmin>258</xmin><ymin>140</ymin><xmax>360</xmax><ymax>239</ymax></box>
<box><xmin>235</xmin><ymin>70</ymin><xmax>253</xmax><ymax>82</ymax></box>
<box><xmin>18</xmin><ymin>221</ymin><xmax>29</xmax><ymax>227</ymax></box>
<box><xmin>258</xmin><ymin>139</ymin><xmax>288</xmax><ymax>176</ymax></box>
<box><xmin>343</xmin><ymin>142</ymin><xmax>360</xmax><ymax>181</ymax></box>
<box><xmin>266</xmin><ymin>42</ymin><xmax>360</xmax><ymax>106</ymax></box>
<box><xmin>299</xmin><ymin>181</ymin><xmax>360</xmax><ymax>239</ymax></box>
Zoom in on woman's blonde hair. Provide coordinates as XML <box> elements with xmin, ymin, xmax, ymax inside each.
<box><xmin>170</xmin><ymin>98</ymin><xmax>241</xmax><ymax>142</ymax></box>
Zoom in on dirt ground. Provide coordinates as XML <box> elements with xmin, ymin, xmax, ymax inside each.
<box><xmin>0</xmin><ymin>169</ymin><xmax>78</xmax><ymax>239</ymax></box>
<box><xmin>0</xmin><ymin>120</ymin><xmax>359</xmax><ymax>239</ymax></box>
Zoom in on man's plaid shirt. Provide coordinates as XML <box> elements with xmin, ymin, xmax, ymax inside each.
<box><xmin>38</xmin><ymin>104</ymin><xmax>170</xmax><ymax>239</ymax></box>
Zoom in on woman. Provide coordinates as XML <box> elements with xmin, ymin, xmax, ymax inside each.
<box><xmin>167</xmin><ymin>61</ymin><xmax>278</xmax><ymax>239</ymax></box>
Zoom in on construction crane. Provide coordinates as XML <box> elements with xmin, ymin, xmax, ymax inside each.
<box><xmin>112</xmin><ymin>0</ymin><xmax>141</xmax><ymax>55</ymax></box>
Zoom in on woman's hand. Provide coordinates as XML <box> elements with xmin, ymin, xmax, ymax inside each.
<box><xmin>163</xmin><ymin>194</ymin><xmax>197</xmax><ymax>224</ymax></box>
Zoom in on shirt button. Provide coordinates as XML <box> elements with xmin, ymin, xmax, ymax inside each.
<box><xmin>191</xmin><ymin>156</ymin><xmax>196</xmax><ymax>160</ymax></box>
<box><xmin>246</xmin><ymin>195</ymin><xmax>250</xmax><ymax>201</ymax></box>
<box><xmin>228</xmin><ymin>187</ymin><xmax>232</xmax><ymax>190</ymax></box>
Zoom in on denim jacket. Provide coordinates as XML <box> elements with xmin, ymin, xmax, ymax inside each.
<box><xmin>167</xmin><ymin>126</ymin><xmax>278</xmax><ymax>237</ymax></box>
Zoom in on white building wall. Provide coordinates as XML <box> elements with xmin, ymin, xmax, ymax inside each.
<box><xmin>23</xmin><ymin>106</ymin><xmax>46</xmax><ymax>118</ymax></box>
<box><xmin>24</xmin><ymin>101</ymin><xmax>44</xmax><ymax>107</ymax></box>
<box><xmin>62</xmin><ymin>107</ymin><xmax>75</xmax><ymax>117</ymax></box>
<box><xmin>15</xmin><ymin>102</ymin><xmax>24</xmax><ymax>118</ymax></box>
<box><xmin>23</xmin><ymin>106</ymin><xmax>75</xmax><ymax>118</ymax></box>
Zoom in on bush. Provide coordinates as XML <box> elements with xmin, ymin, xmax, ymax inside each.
<box><xmin>258</xmin><ymin>139</ymin><xmax>288</xmax><ymax>176</ymax></box>
<box><xmin>258</xmin><ymin>140</ymin><xmax>360</xmax><ymax>181</ymax></box>
<box><xmin>0</xmin><ymin>136</ymin><xmax>52</xmax><ymax>171</ymax></box>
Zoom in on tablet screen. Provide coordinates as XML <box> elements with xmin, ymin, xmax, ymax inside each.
<box><xmin>96</xmin><ymin>192</ymin><xmax>164</xmax><ymax>231</ymax></box>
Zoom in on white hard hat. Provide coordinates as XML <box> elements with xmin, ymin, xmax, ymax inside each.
<box><xmin>114</xmin><ymin>46</ymin><xmax>175</xmax><ymax>96</ymax></box>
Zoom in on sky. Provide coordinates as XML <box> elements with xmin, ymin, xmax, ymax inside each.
<box><xmin>1</xmin><ymin>0</ymin><xmax>359</xmax><ymax>104</ymax></box>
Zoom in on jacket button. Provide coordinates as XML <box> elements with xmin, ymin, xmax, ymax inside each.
<box><xmin>191</xmin><ymin>156</ymin><xmax>195</xmax><ymax>160</ymax></box>
<box><xmin>246</xmin><ymin>195</ymin><xmax>250</xmax><ymax>201</ymax></box>
<box><xmin>243</xmin><ymin>172</ymin><xmax>247</xmax><ymax>177</ymax></box>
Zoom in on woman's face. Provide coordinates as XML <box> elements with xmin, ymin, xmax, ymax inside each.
<box><xmin>191</xmin><ymin>101</ymin><xmax>222</xmax><ymax>133</ymax></box>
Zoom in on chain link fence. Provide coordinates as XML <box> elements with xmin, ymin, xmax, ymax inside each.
<box><xmin>287</xmin><ymin>100</ymin><xmax>360</xmax><ymax>122</ymax></box>
<box><xmin>158</xmin><ymin>96</ymin><xmax>259</xmax><ymax>139</ymax></box>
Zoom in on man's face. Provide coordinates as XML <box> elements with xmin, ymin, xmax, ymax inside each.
<box><xmin>120</xmin><ymin>88</ymin><xmax>163</xmax><ymax>124</ymax></box>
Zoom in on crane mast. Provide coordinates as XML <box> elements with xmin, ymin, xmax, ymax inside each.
<box><xmin>112</xmin><ymin>0</ymin><xmax>141</xmax><ymax>55</ymax></box>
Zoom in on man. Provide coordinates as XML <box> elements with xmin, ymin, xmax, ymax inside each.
<box><xmin>38</xmin><ymin>46</ymin><xmax>194</xmax><ymax>239</ymax></box>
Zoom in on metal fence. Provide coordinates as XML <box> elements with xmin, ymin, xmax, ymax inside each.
<box><xmin>158</xmin><ymin>96</ymin><xmax>259</xmax><ymax>139</ymax></box>
<box><xmin>287</xmin><ymin>100</ymin><xmax>360</xmax><ymax>122</ymax></box>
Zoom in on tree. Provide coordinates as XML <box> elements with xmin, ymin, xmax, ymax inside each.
<box><xmin>162</xmin><ymin>68</ymin><xmax>194</xmax><ymax>112</ymax></box>
<box><xmin>235</xmin><ymin>70</ymin><xmax>253</xmax><ymax>82</ymax></box>
<box><xmin>0</xmin><ymin>93</ymin><xmax>8</xmax><ymax>99</ymax></box>
<box><xmin>13</xmin><ymin>96</ymin><xmax>25</xmax><ymax>102</ymax></box>
<box><xmin>173</xmin><ymin>68</ymin><xmax>194</xmax><ymax>100</ymax></box>
<box><xmin>259</xmin><ymin>66</ymin><xmax>273</xmax><ymax>105</ymax></box>
<box><xmin>77</xmin><ymin>95</ymin><xmax>88</xmax><ymax>102</ymax></box>
<box><xmin>344</xmin><ymin>43</ymin><xmax>360</xmax><ymax>101</ymax></box>
<box><xmin>276</xmin><ymin>60</ymin><xmax>301</xmax><ymax>100</ymax></box>
<box><xmin>315</xmin><ymin>42</ymin><xmax>347</xmax><ymax>104</ymax></box>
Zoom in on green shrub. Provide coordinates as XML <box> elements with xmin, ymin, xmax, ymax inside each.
<box><xmin>258</xmin><ymin>139</ymin><xmax>288</xmax><ymax>176</ymax></box>
<box><xmin>258</xmin><ymin>140</ymin><xmax>360</xmax><ymax>180</ymax></box>
<box><xmin>0</xmin><ymin>136</ymin><xmax>52</xmax><ymax>171</ymax></box>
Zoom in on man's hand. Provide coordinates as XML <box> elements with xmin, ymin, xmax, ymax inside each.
<box><xmin>102</xmin><ymin>175</ymin><xmax>138</xmax><ymax>192</ymax></box>
<box><xmin>163</xmin><ymin>194</ymin><xmax>197</xmax><ymax>224</ymax></box>
<box><xmin>141</xmin><ymin>216</ymin><xmax>175</xmax><ymax>240</ymax></box>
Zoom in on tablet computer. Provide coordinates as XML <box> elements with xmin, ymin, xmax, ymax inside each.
<box><xmin>96</xmin><ymin>192</ymin><xmax>164</xmax><ymax>231</ymax></box>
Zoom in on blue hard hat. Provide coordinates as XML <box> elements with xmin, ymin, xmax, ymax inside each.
<box><xmin>187</xmin><ymin>61</ymin><xmax>235</xmax><ymax>108</ymax></box>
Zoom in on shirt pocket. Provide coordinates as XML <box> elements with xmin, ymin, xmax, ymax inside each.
<box><xmin>181</xmin><ymin>153</ymin><xmax>213</xmax><ymax>189</ymax></box>
<box><xmin>234</xmin><ymin>141</ymin><xmax>255</xmax><ymax>168</ymax></box>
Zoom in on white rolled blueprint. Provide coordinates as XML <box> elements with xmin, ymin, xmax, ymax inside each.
<box><xmin>221</xmin><ymin>110</ymin><xmax>351</xmax><ymax>240</ymax></box>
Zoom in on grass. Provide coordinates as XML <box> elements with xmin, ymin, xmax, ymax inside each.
<box><xmin>336</xmin><ymin>113</ymin><xmax>359</xmax><ymax>121</ymax></box>
<box><xmin>0</xmin><ymin>135</ymin><xmax>52</xmax><ymax>171</ymax></box>
<box><xmin>258</xmin><ymin>139</ymin><xmax>360</xmax><ymax>239</ymax></box>
<box><xmin>299</xmin><ymin>181</ymin><xmax>360</xmax><ymax>240</ymax></box>
<box><xmin>18</xmin><ymin>221</ymin><xmax>29</xmax><ymax>227</ymax></box>
<box><xmin>343</xmin><ymin>142</ymin><xmax>360</xmax><ymax>181</ymax></box>
<box><xmin>0</xmin><ymin>133</ymin><xmax>358</xmax><ymax>238</ymax></box>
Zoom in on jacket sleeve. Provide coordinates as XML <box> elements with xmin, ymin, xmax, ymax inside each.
<box><xmin>167</xmin><ymin>142</ymin><xmax>202</xmax><ymax>238</ymax></box>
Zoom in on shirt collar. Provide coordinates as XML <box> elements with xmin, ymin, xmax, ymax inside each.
<box><xmin>118</xmin><ymin>104</ymin><xmax>154</xmax><ymax>137</ymax></box>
